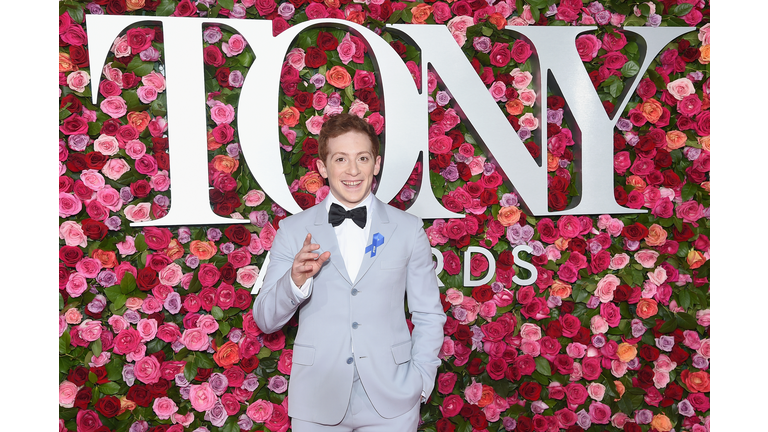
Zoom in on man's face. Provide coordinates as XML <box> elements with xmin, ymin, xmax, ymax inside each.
<box><xmin>316</xmin><ymin>130</ymin><xmax>381</xmax><ymax>209</ymax></box>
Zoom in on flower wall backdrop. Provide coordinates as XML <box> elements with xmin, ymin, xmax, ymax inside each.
<box><xmin>59</xmin><ymin>0</ymin><xmax>709</xmax><ymax>431</ymax></box>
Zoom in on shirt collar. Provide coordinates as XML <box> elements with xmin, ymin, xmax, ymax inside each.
<box><xmin>325</xmin><ymin>191</ymin><xmax>374</xmax><ymax>212</ymax></box>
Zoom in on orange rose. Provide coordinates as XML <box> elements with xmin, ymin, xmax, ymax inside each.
<box><xmin>212</xmin><ymin>155</ymin><xmax>240</xmax><ymax>174</ymax></box>
<box><xmin>549</xmin><ymin>280</ymin><xmax>572</xmax><ymax>298</ymax></box>
<box><xmin>645</xmin><ymin>223</ymin><xmax>667</xmax><ymax>247</ymax></box>
<box><xmin>298</xmin><ymin>171</ymin><xmax>325</xmax><ymax>194</ymax></box>
<box><xmin>92</xmin><ymin>249</ymin><xmax>118</xmax><ymax>269</ymax></box>
<box><xmin>497</xmin><ymin>206</ymin><xmax>521</xmax><ymax>227</ymax></box>
<box><xmin>326</xmin><ymin>66</ymin><xmax>352</xmax><ymax>89</ymax></box>
<box><xmin>626</xmin><ymin>175</ymin><xmax>647</xmax><ymax>192</ymax></box>
<box><xmin>59</xmin><ymin>53</ymin><xmax>77</xmax><ymax>73</ymax></box>
<box><xmin>411</xmin><ymin>4</ymin><xmax>433</xmax><ymax>24</ymax></box>
<box><xmin>616</xmin><ymin>343</ymin><xmax>637</xmax><ymax>362</ymax></box>
<box><xmin>477</xmin><ymin>385</ymin><xmax>495</xmax><ymax>407</ymax></box>
<box><xmin>636</xmin><ymin>298</ymin><xmax>658</xmax><ymax>319</ymax></box>
<box><xmin>165</xmin><ymin>239</ymin><xmax>185</xmax><ymax>261</ymax></box>
<box><xmin>699</xmin><ymin>45</ymin><xmax>709</xmax><ymax>64</ymax></box>
<box><xmin>190</xmin><ymin>240</ymin><xmax>218</xmax><ymax>260</ymax></box>
<box><xmin>346</xmin><ymin>10</ymin><xmax>366</xmax><ymax>25</ymax></box>
<box><xmin>613</xmin><ymin>381</ymin><xmax>625</xmax><ymax>401</ymax></box>
<box><xmin>126</xmin><ymin>0</ymin><xmax>145</xmax><ymax>11</ymax></box>
<box><xmin>127</xmin><ymin>111</ymin><xmax>151</xmax><ymax>132</ymax></box>
<box><xmin>640</xmin><ymin>99</ymin><xmax>663</xmax><ymax>123</ymax></box>
<box><xmin>213</xmin><ymin>341</ymin><xmax>241</xmax><ymax>369</ymax></box>
<box><xmin>701</xmin><ymin>181</ymin><xmax>710</xmax><ymax>192</ymax></box>
<box><xmin>686</xmin><ymin>249</ymin><xmax>706</xmax><ymax>269</ymax></box>
<box><xmin>118</xmin><ymin>396</ymin><xmax>137</xmax><ymax>415</ymax></box>
<box><xmin>505</xmin><ymin>99</ymin><xmax>524</xmax><ymax>116</ymax></box>
<box><xmin>665</xmin><ymin>130</ymin><xmax>687</xmax><ymax>150</ymax></box>
<box><xmin>650</xmin><ymin>414</ymin><xmax>673</xmax><ymax>432</ymax></box>
<box><xmin>682</xmin><ymin>370</ymin><xmax>710</xmax><ymax>392</ymax></box>
<box><xmin>488</xmin><ymin>12</ymin><xmax>507</xmax><ymax>30</ymax></box>
<box><xmin>324</xmin><ymin>0</ymin><xmax>340</xmax><ymax>8</ymax></box>
<box><xmin>278</xmin><ymin>106</ymin><xmax>300</xmax><ymax>127</ymax></box>
<box><xmin>207</xmin><ymin>131</ymin><xmax>222</xmax><ymax>151</ymax></box>
<box><xmin>554</xmin><ymin>237</ymin><xmax>570</xmax><ymax>252</ymax></box>
<box><xmin>698</xmin><ymin>135</ymin><xmax>710</xmax><ymax>152</ymax></box>
<box><xmin>547</xmin><ymin>153</ymin><xmax>559</xmax><ymax>172</ymax></box>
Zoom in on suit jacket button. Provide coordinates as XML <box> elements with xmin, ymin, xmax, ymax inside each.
<box><xmin>351</xmin><ymin>288</ymin><xmax>359</xmax><ymax>296</ymax></box>
<box><xmin>346</xmin><ymin>357</ymin><xmax>354</xmax><ymax>364</ymax></box>
<box><xmin>352</xmin><ymin>322</ymin><xmax>359</xmax><ymax>329</ymax></box>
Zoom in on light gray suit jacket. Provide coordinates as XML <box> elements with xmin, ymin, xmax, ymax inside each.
<box><xmin>252</xmin><ymin>196</ymin><xmax>446</xmax><ymax>425</ymax></box>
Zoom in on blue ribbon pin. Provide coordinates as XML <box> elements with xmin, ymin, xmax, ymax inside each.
<box><xmin>365</xmin><ymin>233</ymin><xmax>384</xmax><ymax>257</ymax></box>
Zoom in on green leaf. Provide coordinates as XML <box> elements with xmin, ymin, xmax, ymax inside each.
<box><xmin>106</xmin><ymin>357</ymin><xmax>124</xmax><ymax>381</ymax></box>
<box><xmin>195</xmin><ymin>352</ymin><xmax>215</xmax><ymax>369</ymax></box>
<box><xmin>218</xmin><ymin>0</ymin><xmax>235</xmax><ymax>9</ymax></box>
<box><xmin>212</xmin><ymin>306</ymin><xmax>225</xmax><ymax>320</ymax></box>
<box><xmin>126</xmin><ymin>56</ymin><xmax>155</xmax><ymax>77</ymax></box>
<box><xmin>184</xmin><ymin>360</ymin><xmax>198</xmax><ymax>382</ymax></box>
<box><xmin>99</xmin><ymin>382</ymin><xmax>121</xmax><ymax>395</ymax></box>
<box><xmin>120</xmin><ymin>272</ymin><xmax>137</xmax><ymax>293</ymax></box>
<box><xmin>66</xmin><ymin>5</ymin><xmax>84</xmax><ymax>24</ymax></box>
<box><xmin>668</xmin><ymin>3</ymin><xmax>694</xmax><ymax>16</ymax></box>
<box><xmin>155</xmin><ymin>0</ymin><xmax>176</xmax><ymax>16</ymax></box>
<box><xmin>678</xmin><ymin>289</ymin><xmax>691</xmax><ymax>310</ymax></box>
<box><xmin>534</xmin><ymin>356</ymin><xmax>551</xmax><ymax>376</ymax></box>
<box><xmin>60</xmin><ymin>332</ymin><xmax>71</xmax><ymax>354</ymax></box>
<box><xmin>134</xmin><ymin>234</ymin><xmax>148</xmax><ymax>252</ymax></box>
<box><xmin>481</xmin><ymin>26</ymin><xmax>494</xmax><ymax>37</ymax></box>
<box><xmin>681</xmin><ymin>182</ymin><xmax>697</xmax><ymax>202</ymax></box>
<box><xmin>621</xmin><ymin>61</ymin><xmax>640</xmax><ymax>78</ymax></box>
<box><xmin>676</xmin><ymin>312</ymin><xmax>699</xmax><ymax>330</ymax></box>
<box><xmin>257</xmin><ymin>346</ymin><xmax>273</xmax><ymax>359</ymax></box>
<box><xmin>658</xmin><ymin>318</ymin><xmax>677</xmax><ymax>333</ymax></box>
<box><xmin>92</xmin><ymin>338</ymin><xmax>103</xmax><ymax>357</ymax></box>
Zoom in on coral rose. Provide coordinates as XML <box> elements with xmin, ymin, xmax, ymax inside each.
<box><xmin>326</xmin><ymin>65</ymin><xmax>352</xmax><ymax>89</ymax></box>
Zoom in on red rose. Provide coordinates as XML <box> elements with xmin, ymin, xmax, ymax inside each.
<box><xmin>173</xmin><ymin>0</ymin><xmax>197</xmax><ymax>16</ymax></box>
<box><xmin>305</xmin><ymin>46</ymin><xmax>328</xmax><ymax>68</ymax></box>
<box><xmin>302</xmin><ymin>137</ymin><xmax>319</xmax><ymax>155</ymax></box>
<box><xmin>548</xmin><ymin>190</ymin><xmax>569</xmax><ymax>211</ymax></box>
<box><xmin>85</xmin><ymin>152</ymin><xmax>108</xmax><ymax>170</ymax></box>
<box><xmin>212</xmin><ymin>123</ymin><xmax>235</xmax><ymax>144</ymax></box>
<box><xmin>486</xmin><ymin>357</ymin><xmax>507</xmax><ymax>380</ymax></box>
<box><xmin>95</xmin><ymin>395</ymin><xmax>121</xmax><ymax>418</ymax></box>
<box><xmin>224</xmin><ymin>225</ymin><xmax>252</xmax><ymax>246</ymax></box>
<box><xmin>130</xmin><ymin>180</ymin><xmax>151</xmax><ymax>198</ymax></box>
<box><xmin>354</xmin><ymin>88</ymin><xmax>380</xmax><ymax>111</ymax></box>
<box><xmin>525</xmin><ymin>141</ymin><xmax>541</xmax><ymax>159</ymax></box>
<box><xmin>466</xmin><ymin>358</ymin><xmax>485</xmax><ymax>375</ymax></box>
<box><xmin>60</xmin><ymin>114</ymin><xmax>89</xmax><ymax>135</ymax></box>
<box><xmin>669</xmin><ymin>344</ymin><xmax>690</xmax><ymax>364</ymax></box>
<box><xmin>81</xmin><ymin>219</ymin><xmax>108</xmax><ymax>240</ymax></box>
<box><xmin>147</xmin><ymin>378</ymin><xmax>171</xmax><ymax>397</ymax></box>
<box><xmin>136</xmin><ymin>267</ymin><xmax>160</xmax><ymax>291</ymax></box>
<box><xmin>471</xmin><ymin>285</ymin><xmax>493</xmax><ymax>302</ymax></box>
<box><xmin>317</xmin><ymin>31</ymin><xmax>339</xmax><ymax>51</ymax></box>
<box><xmin>203</xmin><ymin>45</ymin><xmax>225</xmax><ymax>67</ymax></box>
<box><xmin>516</xmin><ymin>416</ymin><xmax>534</xmax><ymax>432</ymax></box>
<box><xmin>59</xmin><ymin>246</ymin><xmax>84</xmax><ymax>267</ymax></box>
<box><xmin>436</xmin><ymin>418</ymin><xmax>456</xmax><ymax>432</ymax></box>
<box><xmin>469</xmin><ymin>413</ymin><xmax>488</xmax><ymax>430</ymax></box>
<box><xmin>194</xmin><ymin>367</ymin><xmax>213</xmax><ymax>382</ymax></box>
<box><xmin>636</xmin><ymin>364</ymin><xmax>655</xmax><ymax>388</ymax></box>
<box><xmin>622</xmin><ymin>222</ymin><xmax>649</xmax><ymax>241</ymax></box>
<box><xmin>215</xmin><ymin>67</ymin><xmax>231</xmax><ymax>87</ymax></box>
<box><xmin>489</xmin><ymin>42</ymin><xmax>511</xmax><ymax>67</ymax></box>
<box><xmin>126</xmin><ymin>385</ymin><xmax>152</xmax><ymax>407</ymax></box>
<box><xmin>106</xmin><ymin>0</ymin><xmax>127</xmax><ymax>14</ymax></box>
<box><xmin>240</xmin><ymin>355</ymin><xmax>260</xmax><ymax>373</ymax></box>
<box><xmin>389</xmin><ymin>40</ymin><xmax>406</xmax><ymax>58</ymax></box>
<box><xmin>589</xmin><ymin>250</ymin><xmax>611</xmax><ymax>274</ymax></box>
<box><xmin>60</xmin><ymin>94</ymin><xmax>83</xmax><ymax>114</ymax></box>
<box><xmin>510</xmin><ymin>39</ymin><xmax>532</xmax><ymax>63</ymax></box>
<box><xmin>293</xmin><ymin>91</ymin><xmax>314</xmax><ymax>112</ymax></box>
<box><xmin>122</xmin><ymin>72</ymin><xmax>139</xmax><ymax>89</ymax></box>
<box><xmin>74</xmin><ymin>387</ymin><xmax>92</xmax><ymax>409</ymax></box>
<box><xmin>199</xmin><ymin>287</ymin><xmax>217</xmax><ymax>311</ymax></box>
<box><xmin>519</xmin><ymin>381</ymin><xmax>542</xmax><ymax>401</ymax></box>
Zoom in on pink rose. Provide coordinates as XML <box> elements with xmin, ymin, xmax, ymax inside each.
<box><xmin>100</xmin><ymin>96</ymin><xmax>127</xmax><ymax>119</ymax></box>
<box><xmin>464</xmin><ymin>380</ymin><xmax>483</xmax><ymax>405</ymax></box>
<box><xmin>153</xmin><ymin>397</ymin><xmax>178</xmax><ymax>420</ymax></box>
<box><xmin>440</xmin><ymin>394</ymin><xmax>464</xmax><ymax>417</ymax></box>
<box><xmin>67</xmin><ymin>70</ymin><xmax>90</xmax><ymax>93</ymax></box>
<box><xmin>588</xmin><ymin>401</ymin><xmax>611</xmax><ymax>424</ymax></box>
<box><xmin>305</xmin><ymin>115</ymin><xmax>325</xmax><ymax>135</ymax></box>
<box><xmin>124</xmin><ymin>202</ymin><xmax>152</xmax><ymax>222</ymax></box>
<box><xmin>189</xmin><ymin>383</ymin><xmax>218</xmax><ymax>412</ymax></box>
<box><xmin>223</xmin><ymin>34</ymin><xmax>248</xmax><ymax>57</ymax></box>
<box><xmin>210</xmin><ymin>102</ymin><xmax>235</xmax><ymax>125</ymax></box>
<box><xmin>246</xmin><ymin>399</ymin><xmax>273</xmax><ymax>422</ymax></box>
<box><xmin>509</xmin><ymin>68</ymin><xmax>533</xmax><ymax>90</ymax></box>
<box><xmin>59</xmin><ymin>381</ymin><xmax>78</xmax><ymax>408</ymax></box>
<box><xmin>337</xmin><ymin>34</ymin><xmax>356</xmax><ymax>65</ymax></box>
<box><xmin>666</xmin><ymin>77</ymin><xmax>695</xmax><ymax>101</ymax></box>
<box><xmin>634</xmin><ymin>249</ymin><xmax>659</xmax><ymax>268</ymax></box>
<box><xmin>137</xmin><ymin>85</ymin><xmax>158</xmax><ymax>104</ymax></box>
<box><xmin>236</xmin><ymin>266</ymin><xmax>259</xmax><ymax>288</ymax></box>
<box><xmin>595</xmin><ymin>274</ymin><xmax>620</xmax><ymax>303</ymax></box>
<box><xmin>197</xmin><ymin>314</ymin><xmax>220</xmax><ymax>334</ymax></box>
<box><xmin>181</xmin><ymin>327</ymin><xmax>210</xmax><ymax>351</ymax></box>
<box><xmin>134</xmin><ymin>355</ymin><xmax>161</xmax><ymax>384</ymax></box>
<box><xmin>101</xmin><ymin>158</ymin><xmax>130</xmax><ymax>181</ymax></box>
<box><xmin>575</xmin><ymin>34</ymin><xmax>601</xmax><ymax>61</ymax></box>
<box><xmin>59</xmin><ymin>193</ymin><xmax>82</xmax><ymax>218</ymax></box>
<box><xmin>564</xmin><ymin>382</ymin><xmax>588</xmax><ymax>406</ymax></box>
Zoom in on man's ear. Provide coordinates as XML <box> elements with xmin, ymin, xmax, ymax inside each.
<box><xmin>316</xmin><ymin>158</ymin><xmax>328</xmax><ymax>179</ymax></box>
<box><xmin>373</xmin><ymin>155</ymin><xmax>382</xmax><ymax>176</ymax></box>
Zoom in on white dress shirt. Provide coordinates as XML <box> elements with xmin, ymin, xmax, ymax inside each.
<box><xmin>291</xmin><ymin>192</ymin><xmax>373</xmax><ymax>297</ymax></box>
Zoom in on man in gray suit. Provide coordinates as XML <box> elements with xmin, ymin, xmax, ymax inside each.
<box><xmin>253</xmin><ymin>113</ymin><xmax>446</xmax><ymax>431</ymax></box>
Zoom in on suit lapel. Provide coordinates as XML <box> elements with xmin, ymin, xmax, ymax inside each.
<box><xmin>306</xmin><ymin>201</ymin><xmax>352</xmax><ymax>285</ymax></box>
<box><xmin>353</xmin><ymin>197</ymin><xmax>397</xmax><ymax>287</ymax></box>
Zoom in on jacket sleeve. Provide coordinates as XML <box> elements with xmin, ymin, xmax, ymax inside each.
<box><xmin>251</xmin><ymin>221</ymin><xmax>311</xmax><ymax>334</ymax></box>
<box><xmin>405</xmin><ymin>220</ymin><xmax>447</xmax><ymax>399</ymax></box>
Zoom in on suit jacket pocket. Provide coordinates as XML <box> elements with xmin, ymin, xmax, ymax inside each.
<box><xmin>381</xmin><ymin>258</ymin><xmax>408</xmax><ymax>270</ymax></box>
<box><xmin>292</xmin><ymin>344</ymin><xmax>315</xmax><ymax>366</ymax></box>
<box><xmin>391</xmin><ymin>340</ymin><xmax>412</xmax><ymax>364</ymax></box>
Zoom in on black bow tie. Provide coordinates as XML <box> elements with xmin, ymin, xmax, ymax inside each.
<box><xmin>329</xmin><ymin>203</ymin><xmax>367</xmax><ymax>228</ymax></box>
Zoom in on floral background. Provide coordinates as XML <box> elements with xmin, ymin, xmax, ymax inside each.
<box><xmin>58</xmin><ymin>0</ymin><xmax>709</xmax><ymax>431</ymax></box>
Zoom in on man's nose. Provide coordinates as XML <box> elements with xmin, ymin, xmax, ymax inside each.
<box><xmin>347</xmin><ymin>161</ymin><xmax>360</xmax><ymax>175</ymax></box>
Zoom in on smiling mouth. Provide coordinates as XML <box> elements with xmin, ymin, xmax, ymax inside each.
<box><xmin>342</xmin><ymin>181</ymin><xmax>362</xmax><ymax>187</ymax></box>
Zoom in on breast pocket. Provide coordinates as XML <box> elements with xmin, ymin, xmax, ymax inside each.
<box><xmin>381</xmin><ymin>258</ymin><xmax>408</xmax><ymax>270</ymax></box>
<box><xmin>292</xmin><ymin>343</ymin><xmax>315</xmax><ymax>366</ymax></box>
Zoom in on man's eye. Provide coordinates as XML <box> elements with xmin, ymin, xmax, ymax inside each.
<box><xmin>336</xmin><ymin>158</ymin><xmax>344</xmax><ymax>162</ymax></box>
<box><xmin>360</xmin><ymin>156</ymin><xmax>369</xmax><ymax>162</ymax></box>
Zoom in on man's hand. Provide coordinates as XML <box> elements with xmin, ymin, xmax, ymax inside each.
<box><xmin>291</xmin><ymin>233</ymin><xmax>331</xmax><ymax>287</ymax></box>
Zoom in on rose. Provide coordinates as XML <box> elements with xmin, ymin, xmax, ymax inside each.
<box><xmin>575</xmin><ymin>34</ymin><xmax>601</xmax><ymax>61</ymax></box>
<box><xmin>153</xmin><ymin>397</ymin><xmax>178</xmax><ymax>420</ymax></box>
<box><xmin>246</xmin><ymin>399</ymin><xmax>274</xmax><ymax>423</ymax></box>
<box><xmin>440</xmin><ymin>394</ymin><xmax>464</xmax><ymax>417</ymax></box>
<box><xmin>519</xmin><ymin>382</ymin><xmax>542</xmax><ymax>401</ymax></box>
<box><xmin>189</xmin><ymin>383</ymin><xmax>218</xmax><ymax>412</ymax></box>
<box><xmin>76</xmin><ymin>410</ymin><xmax>103</xmax><ymax>432</ymax></box>
<box><xmin>326</xmin><ymin>65</ymin><xmax>352</xmax><ymax>88</ymax></box>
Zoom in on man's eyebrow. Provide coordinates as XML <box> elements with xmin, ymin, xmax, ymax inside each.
<box><xmin>330</xmin><ymin>151</ymin><xmax>373</xmax><ymax>157</ymax></box>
